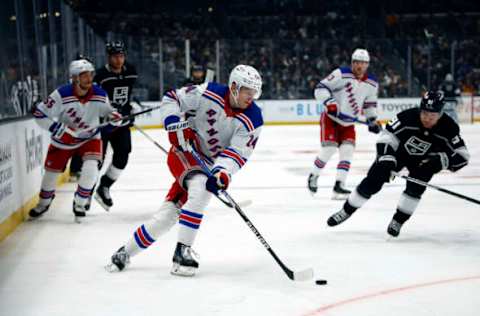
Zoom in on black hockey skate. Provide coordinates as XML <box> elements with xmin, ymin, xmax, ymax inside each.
<box><xmin>387</xmin><ymin>219</ymin><xmax>403</xmax><ymax>237</ymax></box>
<box><xmin>95</xmin><ymin>185</ymin><xmax>113</xmax><ymax>211</ymax></box>
<box><xmin>307</xmin><ymin>173</ymin><xmax>319</xmax><ymax>194</ymax></box>
<box><xmin>332</xmin><ymin>181</ymin><xmax>351</xmax><ymax>200</ymax></box>
<box><xmin>28</xmin><ymin>204</ymin><xmax>51</xmax><ymax>219</ymax></box>
<box><xmin>105</xmin><ymin>246</ymin><xmax>130</xmax><ymax>272</ymax></box>
<box><xmin>171</xmin><ymin>242</ymin><xmax>199</xmax><ymax>277</ymax></box>
<box><xmin>73</xmin><ymin>201</ymin><xmax>87</xmax><ymax>223</ymax></box>
<box><xmin>327</xmin><ymin>209</ymin><xmax>352</xmax><ymax>226</ymax></box>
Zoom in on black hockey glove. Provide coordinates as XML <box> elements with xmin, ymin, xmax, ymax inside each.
<box><xmin>120</xmin><ymin>104</ymin><xmax>134</xmax><ymax>126</ymax></box>
<box><xmin>367</xmin><ymin>117</ymin><xmax>382</xmax><ymax>134</ymax></box>
<box><xmin>419</xmin><ymin>152</ymin><xmax>449</xmax><ymax>174</ymax></box>
<box><xmin>376</xmin><ymin>155</ymin><xmax>397</xmax><ymax>182</ymax></box>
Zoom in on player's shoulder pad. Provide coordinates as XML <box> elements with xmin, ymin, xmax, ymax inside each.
<box><xmin>57</xmin><ymin>84</ymin><xmax>74</xmax><ymax>98</ymax></box>
<box><xmin>234</xmin><ymin>102</ymin><xmax>263</xmax><ymax>132</ymax></box>
<box><xmin>201</xmin><ymin>82</ymin><xmax>229</xmax><ymax>107</ymax></box>
<box><xmin>92</xmin><ymin>84</ymin><xmax>108</xmax><ymax>98</ymax></box>
<box><xmin>94</xmin><ymin>65</ymin><xmax>108</xmax><ymax>77</ymax></box>
<box><xmin>339</xmin><ymin>67</ymin><xmax>353</xmax><ymax>75</ymax></box>
<box><xmin>397</xmin><ymin>107</ymin><xmax>419</xmax><ymax>122</ymax></box>
<box><xmin>206</xmin><ymin>82</ymin><xmax>229</xmax><ymax>98</ymax></box>
<box><xmin>366</xmin><ymin>73</ymin><xmax>378</xmax><ymax>86</ymax></box>
<box><xmin>437</xmin><ymin>113</ymin><xmax>460</xmax><ymax>136</ymax></box>
<box><xmin>124</xmin><ymin>62</ymin><xmax>137</xmax><ymax>75</ymax></box>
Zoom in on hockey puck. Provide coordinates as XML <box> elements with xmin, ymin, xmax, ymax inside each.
<box><xmin>315</xmin><ymin>279</ymin><xmax>328</xmax><ymax>285</ymax></box>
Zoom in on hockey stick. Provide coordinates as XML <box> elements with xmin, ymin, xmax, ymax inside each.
<box><xmin>189</xmin><ymin>148</ymin><xmax>314</xmax><ymax>282</ymax></box>
<box><xmin>392</xmin><ymin>172</ymin><xmax>480</xmax><ymax>205</ymax></box>
<box><xmin>50</xmin><ymin>105</ymin><xmax>163</xmax><ymax>139</ymax></box>
<box><xmin>132</xmin><ymin>124</ymin><xmax>251</xmax><ymax>209</ymax></box>
<box><xmin>334</xmin><ymin>112</ymin><xmax>372</xmax><ymax>126</ymax></box>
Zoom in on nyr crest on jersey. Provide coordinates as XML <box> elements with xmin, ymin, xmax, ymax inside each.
<box><xmin>112</xmin><ymin>86</ymin><xmax>129</xmax><ymax>106</ymax></box>
<box><xmin>404</xmin><ymin>136</ymin><xmax>431</xmax><ymax>156</ymax></box>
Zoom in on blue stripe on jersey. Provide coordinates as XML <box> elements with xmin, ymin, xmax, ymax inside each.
<box><xmin>339</xmin><ymin>67</ymin><xmax>353</xmax><ymax>75</ymax></box>
<box><xmin>367</xmin><ymin>73</ymin><xmax>378</xmax><ymax>83</ymax></box>
<box><xmin>92</xmin><ymin>84</ymin><xmax>108</xmax><ymax>97</ymax></box>
<box><xmin>237</xmin><ymin>102</ymin><xmax>263</xmax><ymax>130</ymax></box>
<box><xmin>316</xmin><ymin>82</ymin><xmax>332</xmax><ymax>94</ymax></box>
<box><xmin>57</xmin><ymin>84</ymin><xmax>74</xmax><ymax>98</ymax></box>
<box><xmin>202</xmin><ymin>93</ymin><xmax>224</xmax><ymax>109</ymax></box>
<box><xmin>206</xmin><ymin>82</ymin><xmax>229</xmax><ymax>98</ymax></box>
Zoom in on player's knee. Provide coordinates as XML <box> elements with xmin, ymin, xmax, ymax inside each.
<box><xmin>367</xmin><ymin>162</ymin><xmax>392</xmax><ymax>183</ymax></box>
<box><xmin>404</xmin><ymin>185</ymin><xmax>426</xmax><ymax>199</ymax></box>
<box><xmin>112</xmin><ymin>152</ymin><xmax>129</xmax><ymax>170</ymax></box>
<box><xmin>318</xmin><ymin>145</ymin><xmax>336</xmax><ymax>161</ymax></box>
<box><xmin>338</xmin><ymin>143</ymin><xmax>354</xmax><ymax>159</ymax></box>
<box><xmin>185</xmin><ymin>174</ymin><xmax>212</xmax><ymax>210</ymax></box>
<box><xmin>151</xmin><ymin>201</ymin><xmax>179</xmax><ymax>230</ymax></box>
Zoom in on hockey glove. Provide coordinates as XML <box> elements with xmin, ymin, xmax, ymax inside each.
<box><xmin>367</xmin><ymin>117</ymin><xmax>382</xmax><ymax>134</ymax></box>
<box><xmin>419</xmin><ymin>152</ymin><xmax>449</xmax><ymax>174</ymax></box>
<box><xmin>206</xmin><ymin>167</ymin><xmax>231</xmax><ymax>195</ymax></box>
<box><xmin>376</xmin><ymin>155</ymin><xmax>397</xmax><ymax>182</ymax></box>
<box><xmin>119</xmin><ymin>104</ymin><xmax>134</xmax><ymax>126</ymax></box>
<box><xmin>108</xmin><ymin>111</ymin><xmax>125</xmax><ymax>127</ymax></box>
<box><xmin>323</xmin><ymin>98</ymin><xmax>338</xmax><ymax>116</ymax></box>
<box><xmin>101</xmin><ymin>111</ymin><xmax>124</xmax><ymax>134</ymax></box>
<box><xmin>49</xmin><ymin>122</ymin><xmax>82</xmax><ymax>145</ymax></box>
<box><xmin>49</xmin><ymin>121</ymin><xmax>67</xmax><ymax>138</ymax></box>
<box><xmin>165</xmin><ymin>115</ymin><xmax>195</xmax><ymax>152</ymax></box>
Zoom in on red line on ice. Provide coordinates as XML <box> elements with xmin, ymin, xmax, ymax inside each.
<box><xmin>302</xmin><ymin>275</ymin><xmax>480</xmax><ymax>316</ymax></box>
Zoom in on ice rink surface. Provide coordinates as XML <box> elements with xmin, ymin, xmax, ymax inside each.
<box><xmin>1</xmin><ymin>124</ymin><xmax>479</xmax><ymax>316</ymax></box>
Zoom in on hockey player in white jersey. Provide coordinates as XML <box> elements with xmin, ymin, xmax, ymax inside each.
<box><xmin>307</xmin><ymin>49</ymin><xmax>382</xmax><ymax>199</ymax></box>
<box><xmin>107</xmin><ymin>65</ymin><xmax>263</xmax><ymax>276</ymax></box>
<box><xmin>29</xmin><ymin>59</ymin><xmax>121</xmax><ymax>222</ymax></box>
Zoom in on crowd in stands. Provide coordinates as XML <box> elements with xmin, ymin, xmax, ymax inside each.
<box><xmin>102</xmin><ymin>12</ymin><xmax>479</xmax><ymax>100</ymax></box>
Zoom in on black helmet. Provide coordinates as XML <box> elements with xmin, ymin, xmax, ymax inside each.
<box><xmin>420</xmin><ymin>91</ymin><xmax>445</xmax><ymax>113</ymax></box>
<box><xmin>106</xmin><ymin>41</ymin><xmax>126</xmax><ymax>55</ymax></box>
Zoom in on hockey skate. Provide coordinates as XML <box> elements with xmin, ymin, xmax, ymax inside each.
<box><xmin>73</xmin><ymin>201</ymin><xmax>87</xmax><ymax>223</ymax></box>
<box><xmin>95</xmin><ymin>185</ymin><xmax>113</xmax><ymax>211</ymax></box>
<box><xmin>171</xmin><ymin>242</ymin><xmax>199</xmax><ymax>277</ymax></box>
<box><xmin>327</xmin><ymin>209</ymin><xmax>352</xmax><ymax>226</ymax></box>
<box><xmin>332</xmin><ymin>181</ymin><xmax>351</xmax><ymax>200</ymax></box>
<box><xmin>105</xmin><ymin>246</ymin><xmax>130</xmax><ymax>272</ymax></box>
<box><xmin>387</xmin><ymin>219</ymin><xmax>403</xmax><ymax>237</ymax></box>
<box><xmin>28</xmin><ymin>204</ymin><xmax>51</xmax><ymax>220</ymax></box>
<box><xmin>307</xmin><ymin>173</ymin><xmax>319</xmax><ymax>195</ymax></box>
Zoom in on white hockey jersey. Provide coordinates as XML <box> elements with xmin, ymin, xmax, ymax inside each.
<box><xmin>33</xmin><ymin>84</ymin><xmax>115</xmax><ymax>149</ymax></box>
<box><xmin>315</xmin><ymin>67</ymin><xmax>378</xmax><ymax>126</ymax></box>
<box><xmin>159</xmin><ymin>82</ymin><xmax>263</xmax><ymax>175</ymax></box>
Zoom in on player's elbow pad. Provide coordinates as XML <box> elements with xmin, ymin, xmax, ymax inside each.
<box><xmin>314</xmin><ymin>87</ymin><xmax>331</xmax><ymax>102</ymax></box>
<box><xmin>376</xmin><ymin>142</ymin><xmax>396</xmax><ymax>157</ymax></box>
<box><xmin>448</xmin><ymin>154</ymin><xmax>470</xmax><ymax>172</ymax></box>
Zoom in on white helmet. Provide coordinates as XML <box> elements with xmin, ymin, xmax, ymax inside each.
<box><xmin>228</xmin><ymin>65</ymin><xmax>262</xmax><ymax>99</ymax></box>
<box><xmin>69</xmin><ymin>59</ymin><xmax>95</xmax><ymax>77</ymax></box>
<box><xmin>351</xmin><ymin>48</ymin><xmax>370</xmax><ymax>63</ymax></box>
